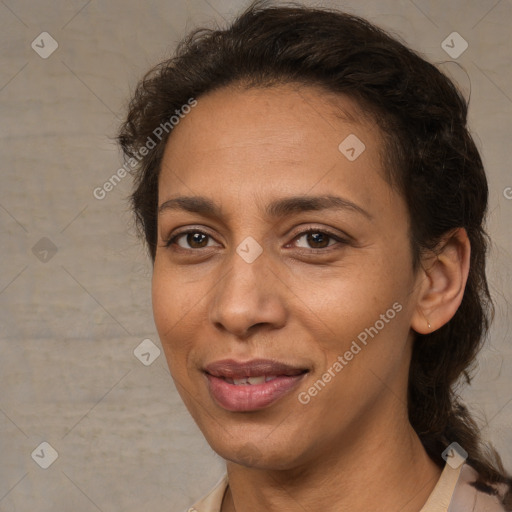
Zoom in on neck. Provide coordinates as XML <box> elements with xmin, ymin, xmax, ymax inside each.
<box><xmin>221</xmin><ymin>408</ymin><xmax>442</xmax><ymax>512</ymax></box>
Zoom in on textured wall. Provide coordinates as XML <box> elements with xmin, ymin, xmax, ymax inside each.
<box><xmin>0</xmin><ymin>1</ymin><xmax>511</xmax><ymax>511</ymax></box>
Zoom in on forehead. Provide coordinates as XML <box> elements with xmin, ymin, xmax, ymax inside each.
<box><xmin>158</xmin><ymin>83</ymin><xmax>393</xmax><ymax>215</ymax></box>
<box><xmin>164</xmin><ymin>83</ymin><xmax>376</xmax><ymax>153</ymax></box>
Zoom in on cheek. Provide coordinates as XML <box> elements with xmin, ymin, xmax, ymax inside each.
<box><xmin>289</xmin><ymin>255</ymin><xmax>400</xmax><ymax>322</ymax></box>
<box><xmin>152</xmin><ymin>261</ymin><xmax>198</xmax><ymax>329</ymax></box>
<box><xmin>292</xmin><ymin>253</ymin><xmax>414</xmax><ymax>369</ymax></box>
<box><xmin>151</xmin><ymin>269</ymin><xmax>171</xmax><ymax>337</ymax></box>
<box><xmin>151</xmin><ymin>267</ymin><xmax>193</xmax><ymax>366</ymax></box>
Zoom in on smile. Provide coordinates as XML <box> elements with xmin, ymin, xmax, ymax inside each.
<box><xmin>204</xmin><ymin>359</ymin><xmax>309</xmax><ymax>411</ymax></box>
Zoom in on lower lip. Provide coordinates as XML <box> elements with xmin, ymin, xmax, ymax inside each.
<box><xmin>206</xmin><ymin>373</ymin><xmax>306</xmax><ymax>412</ymax></box>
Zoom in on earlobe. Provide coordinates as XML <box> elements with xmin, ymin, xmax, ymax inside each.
<box><xmin>411</xmin><ymin>228</ymin><xmax>471</xmax><ymax>335</ymax></box>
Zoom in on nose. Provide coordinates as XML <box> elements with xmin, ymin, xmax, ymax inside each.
<box><xmin>208</xmin><ymin>245</ymin><xmax>288</xmax><ymax>339</ymax></box>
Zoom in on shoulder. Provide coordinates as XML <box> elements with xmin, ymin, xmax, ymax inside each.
<box><xmin>186</xmin><ymin>474</ymin><xmax>229</xmax><ymax>512</ymax></box>
<box><xmin>448</xmin><ymin>463</ymin><xmax>511</xmax><ymax>512</ymax></box>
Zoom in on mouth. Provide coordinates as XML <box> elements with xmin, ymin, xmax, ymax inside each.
<box><xmin>203</xmin><ymin>359</ymin><xmax>309</xmax><ymax>412</ymax></box>
<box><xmin>222</xmin><ymin>375</ymin><xmax>281</xmax><ymax>385</ymax></box>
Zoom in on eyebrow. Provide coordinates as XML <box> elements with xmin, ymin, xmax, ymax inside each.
<box><xmin>158</xmin><ymin>194</ymin><xmax>372</xmax><ymax>220</ymax></box>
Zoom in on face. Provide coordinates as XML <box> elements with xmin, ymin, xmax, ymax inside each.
<box><xmin>152</xmin><ymin>83</ymin><xmax>424</xmax><ymax>470</ymax></box>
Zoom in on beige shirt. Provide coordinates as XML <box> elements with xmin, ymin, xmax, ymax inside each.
<box><xmin>186</xmin><ymin>462</ymin><xmax>508</xmax><ymax>512</ymax></box>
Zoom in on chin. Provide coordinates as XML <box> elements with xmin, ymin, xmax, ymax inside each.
<box><xmin>205</xmin><ymin>431</ymin><xmax>306</xmax><ymax>471</ymax></box>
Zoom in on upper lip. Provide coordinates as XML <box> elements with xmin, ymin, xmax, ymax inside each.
<box><xmin>204</xmin><ymin>359</ymin><xmax>308</xmax><ymax>379</ymax></box>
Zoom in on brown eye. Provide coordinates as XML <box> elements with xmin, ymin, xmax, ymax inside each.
<box><xmin>185</xmin><ymin>232</ymin><xmax>209</xmax><ymax>248</ymax></box>
<box><xmin>293</xmin><ymin>229</ymin><xmax>342</xmax><ymax>250</ymax></box>
<box><xmin>305</xmin><ymin>232</ymin><xmax>330</xmax><ymax>248</ymax></box>
<box><xmin>165</xmin><ymin>230</ymin><xmax>216</xmax><ymax>249</ymax></box>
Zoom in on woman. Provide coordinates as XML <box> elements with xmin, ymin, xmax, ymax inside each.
<box><xmin>118</xmin><ymin>2</ymin><xmax>511</xmax><ymax>510</ymax></box>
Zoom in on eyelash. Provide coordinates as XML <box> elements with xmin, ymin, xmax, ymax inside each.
<box><xmin>163</xmin><ymin>227</ymin><xmax>348</xmax><ymax>253</ymax></box>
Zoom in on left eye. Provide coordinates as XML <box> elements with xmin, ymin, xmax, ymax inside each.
<box><xmin>291</xmin><ymin>230</ymin><xmax>342</xmax><ymax>250</ymax></box>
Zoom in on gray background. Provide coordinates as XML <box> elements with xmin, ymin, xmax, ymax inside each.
<box><xmin>0</xmin><ymin>0</ymin><xmax>511</xmax><ymax>511</ymax></box>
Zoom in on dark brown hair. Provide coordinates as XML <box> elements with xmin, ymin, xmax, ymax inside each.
<box><xmin>118</xmin><ymin>0</ymin><xmax>511</xmax><ymax>505</ymax></box>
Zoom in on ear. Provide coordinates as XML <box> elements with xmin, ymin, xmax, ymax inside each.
<box><xmin>411</xmin><ymin>228</ymin><xmax>471</xmax><ymax>334</ymax></box>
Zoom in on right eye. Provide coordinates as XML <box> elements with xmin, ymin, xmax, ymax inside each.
<box><xmin>164</xmin><ymin>229</ymin><xmax>219</xmax><ymax>250</ymax></box>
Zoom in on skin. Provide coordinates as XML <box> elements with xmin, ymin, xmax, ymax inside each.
<box><xmin>152</xmin><ymin>83</ymin><xmax>470</xmax><ymax>512</ymax></box>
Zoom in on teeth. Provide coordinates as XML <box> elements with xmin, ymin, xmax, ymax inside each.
<box><xmin>227</xmin><ymin>375</ymin><xmax>278</xmax><ymax>385</ymax></box>
<box><xmin>247</xmin><ymin>376</ymin><xmax>266</xmax><ymax>385</ymax></box>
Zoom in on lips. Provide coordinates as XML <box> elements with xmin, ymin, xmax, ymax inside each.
<box><xmin>204</xmin><ymin>359</ymin><xmax>308</xmax><ymax>412</ymax></box>
<box><xmin>224</xmin><ymin>375</ymin><xmax>277</xmax><ymax>385</ymax></box>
